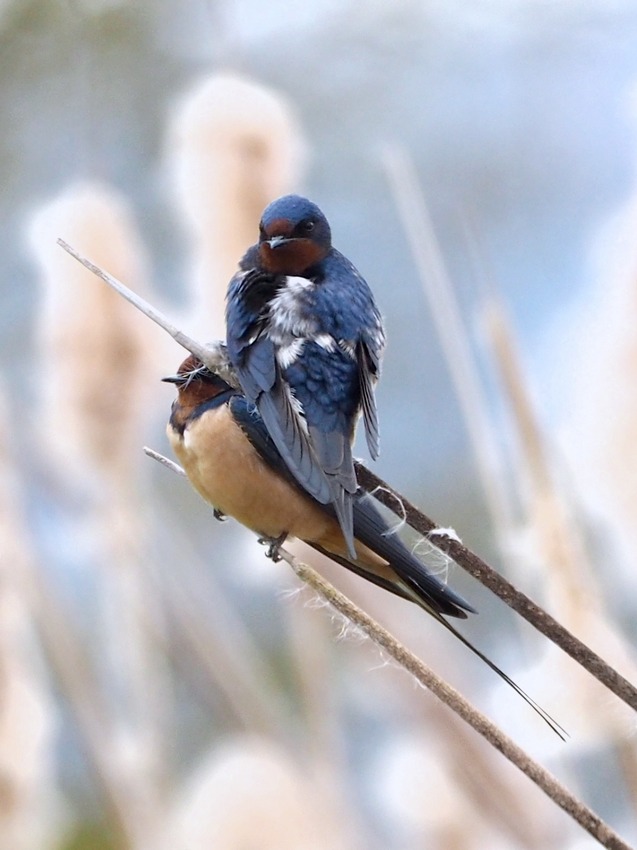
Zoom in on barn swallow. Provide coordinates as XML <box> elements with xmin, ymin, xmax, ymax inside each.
<box><xmin>164</xmin><ymin>355</ymin><xmax>565</xmax><ymax>738</ymax></box>
<box><xmin>225</xmin><ymin>194</ymin><xmax>386</xmax><ymax>561</ymax></box>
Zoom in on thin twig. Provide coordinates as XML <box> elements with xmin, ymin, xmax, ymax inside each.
<box><xmin>355</xmin><ymin>463</ymin><xmax>637</xmax><ymax>713</ymax></box>
<box><xmin>56</xmin><ymin>239</ymin><xmax>239</xmax><ymax>388</ymax></box>
<box><xmin>143</xmin><ymin>446</ymin><xmax>187</xmax><ymax>477</ymax></box>
<box><xmin>280</xmin><ymin>550</ymin><xmax>632</xmax><ymax>850</ymax></box>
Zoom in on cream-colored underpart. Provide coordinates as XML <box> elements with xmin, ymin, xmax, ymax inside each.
<box><xmin>167</xmin><ymin>405</ymin><xmax>394</xmax><ymax>577</ymax></box>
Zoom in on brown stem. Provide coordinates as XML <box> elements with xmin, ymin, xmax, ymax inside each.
<box><xmin>355</xmin><ymin>463</ymin><xmax>637</xmax><ymax>714</ymax></box>
<box><xmin>281</xmin><ymin>551</ymin><xmax>633</xmax><ymax>850</ymax></box>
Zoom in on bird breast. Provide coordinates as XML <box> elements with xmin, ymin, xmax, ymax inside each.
<box><xmin>268</xmin><ymin>275</ymin><xmax>318</xmax><ymax>342</ymax></box>
<box><xmin>167</xmin><ymin>404</ymin><xmax>337</xmax><ymax>543</ymax></box>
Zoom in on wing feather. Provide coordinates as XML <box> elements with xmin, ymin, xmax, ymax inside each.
<box><xmin>358</xmin><ymin>338</ymin><xmax>381</xmax><ymax>460</ymax></box>
<box><xmin>256</xmin><ymin>377</ymin><xmax>332</xmax><ymax>506</ymax></box>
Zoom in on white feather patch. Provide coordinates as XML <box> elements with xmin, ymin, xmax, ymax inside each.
<box><xmin>285</xmin><ymin>275</ymin><xmax>314</xmax><ymax>293</ymax></box>
<box><xmin>276</xmin><ymin>337</ymin><xmax>306</xmax><ymax>369</ymax></box>
<box><xmin>286</xmin><ymin>383</ymin><xmax>309</xmax><ymax>434</ymax></box>
<box><xmin>268</xmin><ymin>275</ymin><xmax>317</xmax><ymax>343</ymax></box>
<box><xmin>314</xmin><ymin>333</ymin><xmax>336</xmax><ymax>351</ymax></box>
<box><xmin>338</xmin><ymin>339</ymin><xmax>356</xmax><ymax>359</ymax></box>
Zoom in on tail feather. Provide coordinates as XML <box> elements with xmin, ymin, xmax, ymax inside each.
<box><xmin>307</xmin><ymin>541</ymin><xmax>419</xmax><ymax>606</ymax></box>
<box><xmin>349</xmin><ymin>492</ymin><xmax>567</xmax><ymax>740</ymax></box>
<box><xmin>429</xmin><ymin>604</ymin><xmax>568</xmax><ymax>741</ymax></box>
<box><xmin>352</xmin><ymin>493</ymin><xmax>475</xmax><ymax>618</ymax></box>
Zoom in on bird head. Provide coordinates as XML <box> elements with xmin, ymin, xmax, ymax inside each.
<box><xmin>257</xmin><ymin>194</ymin><xmax>331</xmax><ymax>275</ymax></box>
<box><xmin>163</xmin><ymin>355</ymin><xmax>233</xmax><ymax>407</ymax></box>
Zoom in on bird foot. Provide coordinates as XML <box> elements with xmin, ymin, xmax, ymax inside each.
<box><xmin>213</xmin><ymin>508</ymin><xmax>227</xmax><ymax>522</ymax></box>
<box><xmin>257</xmin><ymin>532</ymin><xmax>287</xmax><ymax>562</ymax></box>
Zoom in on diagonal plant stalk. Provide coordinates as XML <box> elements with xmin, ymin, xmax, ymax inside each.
<box><xmin>381</xmin><ymin>144</ymin><xmax>517</xmax><ymax>540</ymax></box>
<box><xmin>282</xmin><ymin>552</ymin><xmax>633</xmax><ymax>850</ymax></box>
<box><xmin>355</xmin><ymin>462</ymin><xmax>637</xmax><ymax>713</ymax></box>
<box><xmin>57</xmin><ymin>239</ymin><xmax>239</xmax><ymax>389</ymax></box>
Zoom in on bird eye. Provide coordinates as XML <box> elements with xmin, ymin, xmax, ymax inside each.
<box><xmin>302</xmin><ymin>219</ymin><xmax>315</xmax><ymax>233</ymax></box>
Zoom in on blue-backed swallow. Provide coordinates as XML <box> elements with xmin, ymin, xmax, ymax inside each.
<box><xmin>225</xmin><ymin>195</ymin><xmax>385</xmax><ymax>561</ymax></box>
<box><xmin>164</xmin><ymin>355</ymin><xmax>565</xmax><ymax>738</ymax></box>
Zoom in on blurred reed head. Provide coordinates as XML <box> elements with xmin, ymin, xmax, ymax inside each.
<box><xmin>28</xmin><ymin>180</ymin><xmax>158</xmax><ymax>490</ymax></box>
<box><xmin>166</xmin><ymin>71</ymin><xmax>307</xmax><ymax>336</ymax></box>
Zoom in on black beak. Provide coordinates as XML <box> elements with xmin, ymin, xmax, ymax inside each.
<box><xmin>161</xmin><ymin>374</ymin><xmax>184</xmax><ymax>384</ymax></box>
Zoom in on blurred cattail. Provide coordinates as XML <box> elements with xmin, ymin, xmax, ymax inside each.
<box><xmin>165</xmin><ymin>737</ymin><xmax>350</xmax><ymax>850</ymax></box>
<box><xmin>553</xmin><ymin>184</ymin><xmax>637</xmax><ymax>579</ymax></box>
<box><xmin>28</xmin><ymin>180</ymin><xmax>161</xmax><ymax>496</ymax></box>
<box><xmin>28</xmin><ymin>181</ymin><xmax>171</xmax><ymax>820</ymax></box>
<box><xmin>164</xmin><ymin>72</ymin><xmax>366</xmax><ymax>846</ymax></box>
<box><xmin>482</xmin><ymin>295</ymin><xmax>637</xmax><ymax>801</ymax></box>
<box><xmin>505</xmin><ymin>100</ymin><xmax>637</xmax><ymax>809</ymax></box>
<box><xmin>166</xmin><ymin>70</ymin><xmax>313</xmax><ymax>598</ymax></box>
<box><xmin>0</xmin><ymin>385</ymin><xmax>62</xmax><ymax>850</ymax></box>
<box><xmin>374</xmin><ymin>728</ymin><xmax>556</xmax><ymax>850</ymax></box>
<box><xmin>166</xmin><ymin>71</ymin><xmax>307</xmax><ymax>338</ymax></box>
<box><xmin>539</xmin><ymin>84</ymin><xmax>637</xmax><ymax>587</ymax></box>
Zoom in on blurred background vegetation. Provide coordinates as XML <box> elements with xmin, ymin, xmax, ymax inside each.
<box><xmin>3</xmin><ymin>1</ymin><xmax>637</xmax><ymax>848</ymax></box>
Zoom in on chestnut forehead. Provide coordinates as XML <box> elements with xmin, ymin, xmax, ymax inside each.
<box><xmin>262</xmin><ymin>217</ymin><xmax>295</xmax><ymax>237</ymax></box>
<box><xmin>178</xmin><ymin>354</ymin><xmax>200</xmax><ymax>374</ymax></box>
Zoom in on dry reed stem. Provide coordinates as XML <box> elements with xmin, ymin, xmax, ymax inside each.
<box><xmin>147</xmin><ymin>448</ymin><xmax>632</xmax><ymax>850</ymax></box>
<box><xmin>281</xmin><ymin>551</ymin><xmax>633</xmax><ymax>850</ymax></box>
<box><xmin>355</xmin><ymin>463</ymin><xmax>637</xmax><ymax>714</ymax></box>
<box><xmin>143</xmin><ymin>446</ymin><xmax>187</xmax><ymax>477</ymax></box>
<box><xmin>57</xmin><ymin>239</ymin><xmax>238</xmax><ymax>388</ymax></box>
<box><xmin>381</xmin><ymin>145</ymin><xmax>516</xmax><ymax>539</ymax></box>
